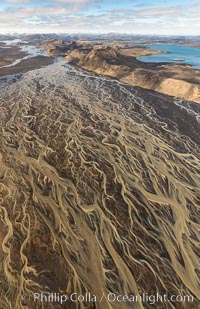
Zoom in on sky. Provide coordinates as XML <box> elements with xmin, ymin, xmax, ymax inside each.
<box><xmin>0</xmin><ymin>0</ymin><xmax>199</xmax><ymax>35</ymax></box>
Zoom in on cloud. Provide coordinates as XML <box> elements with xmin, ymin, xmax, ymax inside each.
<box><xmin>0</xmin><ymin>1</ymin><xmax>199</xmax><ymax>35</ymax></box>
<box><xmin>135</xmin><ymin>6</ymin><xmax>182</xmax><ymax>17</ymax></box>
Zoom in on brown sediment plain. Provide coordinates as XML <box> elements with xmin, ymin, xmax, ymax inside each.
<box><xmin>0</xmin><ymin>45</ymin><xmax>27</xmax><ymax>67</ymax></box>
<box><xmin>0</xmin><ymin>55</ymin><xmax>54</xmax><ymax>77</ymax></box>
<box><xmin>0</xmin><ymin>60</ymin><xmax>200</xmax><ymax>309</ymax></box>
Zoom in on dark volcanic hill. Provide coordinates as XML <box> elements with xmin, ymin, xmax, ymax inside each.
<box><xmin>66</xmin><ymin>46</ymin><xmax>134</xmax><ymax>77</ymax></box>
<box><xmin>66</xmin><ymin>44</ymin><xmax>200</xmax><ymax>103</ymax></box>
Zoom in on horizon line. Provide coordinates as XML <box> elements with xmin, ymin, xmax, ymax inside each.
<box><xmin>1</xmin><ymin>32</ymin><xmax>200</xmax><ymax>37</ymax></box>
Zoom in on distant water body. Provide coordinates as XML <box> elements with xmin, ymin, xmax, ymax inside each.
<box><xmin>138</xmin><ymin>44</ymin><xmax>200</xmax><ymax>69</ymax></box>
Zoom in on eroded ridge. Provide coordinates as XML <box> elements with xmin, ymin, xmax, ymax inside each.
<box><xmin>0</xmin><ymin>61</ymin><xmax>199</xmax><ymax>309</ymax></box>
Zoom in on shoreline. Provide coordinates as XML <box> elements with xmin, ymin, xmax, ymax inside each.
<box><xmin>1</xmin><ymin>40</ymin><xmax>200</xmax><ymax>104</ymax></box>
<box><xmin>65</xmin><ymin>44</ymin><xmax>200</xmax><ymax>104</ymax></box>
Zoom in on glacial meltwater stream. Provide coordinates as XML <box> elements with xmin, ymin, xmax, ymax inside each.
<box><xmin>0</xmin><ymin>49</ymin><xmax>199</xmax><ymax>309</ymax></box>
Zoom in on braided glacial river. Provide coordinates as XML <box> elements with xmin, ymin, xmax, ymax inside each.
<box><xmin>0</xmin><ymin>55</ymin><xmax>200</xmax><ymax>308</ymax></box>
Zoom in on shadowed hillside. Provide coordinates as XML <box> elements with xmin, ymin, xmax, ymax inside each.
<box><xmin>65</xmin><ymin>45</ymin><xmax>200</xmax><ymax>103</ymax></box>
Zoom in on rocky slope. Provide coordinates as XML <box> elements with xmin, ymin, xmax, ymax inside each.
<box><xmin>121</xmin><ymin>66</ymin><xmax>200</xmax><ymax>103</ymax></box>
<box><xmin>67</xmin><ymin>46</ymin><xmax>130</xmax><ymax>77</ymax></box>
<box><xmin>66</xmin><ymin>46</ymin><xmax>200</xmax><ymax>103</ymax></box>
<box><xmin>44</xmin><ymin>40</ymin><xmax>83</xmax><ymax>56</ymax></box>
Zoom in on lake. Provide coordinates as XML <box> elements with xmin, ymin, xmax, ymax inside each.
<box><xmin>137</xmin><ymin>44</ymin><xmax>200</xmax><ymax>69</ymax></box>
